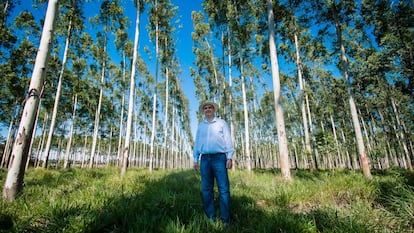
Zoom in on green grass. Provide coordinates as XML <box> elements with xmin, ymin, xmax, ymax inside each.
<box><xmin>0</xmin><ymin>167</ymin><xmax>413</xmax><ymax>232</ymax></box>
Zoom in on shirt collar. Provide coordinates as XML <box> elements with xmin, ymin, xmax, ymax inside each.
<box><xmin>203</xmin><ymin>117</ymin><xmax>217</xmax><ymax>123</ymax></box>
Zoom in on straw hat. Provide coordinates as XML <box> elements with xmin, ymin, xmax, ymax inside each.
<box><xmin>199</xmin><ymin>101</ymin><xmax>218</xmax><ymax>111</ymax></box>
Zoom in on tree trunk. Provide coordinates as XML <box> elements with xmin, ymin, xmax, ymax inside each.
<box><xmin>226</xmin><ymin>30</ymin><xmax>236</xmax><ymax>171</ymax></box>
<box><xmin>2</xmin><ymin>0</ymin><xmax>58</xmax><ymax>202</ymax></box>
<box><xmin>89</xmin><ymin>40</ymin><xmax>107</xmax><ymax>168</ymax></box>
<box><xmin>294</xmin><ymin>30</ymin><xmax>312</xmax><ymax>161</ymax></box>
<box><xmin>121</xmin><ymin>4</ymin><xmax>140</xmax><ymax>176</ymax></box>
<box><xmin>26</xmin><ymin>98</ymin><xmax>42</xmax><ymax>170</ymax></box>
<box><xmin>240</xmin><ymin>58</ymin><xmax>252</xmax><ymax>172</ymax></box>
<box><xmin>267</xmin><ymin>0</ymin><xmax>291</xmax><ymax>180</ymax></box>
<box><xmin>35</xmin><ymin>113</ymin><xmax>48</xmax><ymax>168</ymax></box>
<box><xmin>330</xmin><ymin>114</ymin><xmax>342</xmax><ymax>168</ymax></box>
<box><xmin>149</xmin><ymin>1</ymin><xmax>160</xmax><ymax>173</ymax></box>
<box><xmin>335</xmin><ymin>21</ymin><xmax>371</xmax><ymax>179</ymax></box>
<box><xmin>117</xmin><ymin>52</ymin><xmax>126</xmax><ymax>167</ymax></box>
<box><xmin>162</xmin><ymin>66</ymin><xmax>169</xmax><ymax>170</ymax></box>
<box><xmin>43</xmin><ymin>18</ymin><xmax>72</xmax><ymax>168</ymax></box>
<box><xmin>1</xmin><ymin>119</ymin><xmax>15</xmax><ymax>168</ymax></box>
<box><xmin>391</xmin><ymin>97</ymin><xmax>412</xmax><ymax>170</ymax></box>
<box><xmin>64</xmin><ymin>94</ymin><xmax>77</xmax><ymax>168</ymax></box>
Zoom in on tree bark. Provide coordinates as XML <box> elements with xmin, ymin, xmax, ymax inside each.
<box><xmin>121</xmin><ymin>4</ymin><xmax>141</xmax><ymax>176</ymax></box>
<box><xmin>2</xmin><ymin>0</ymin><xmax>58</xmax><ymax>202</ymax></box>
<box><xmin>335</xmin><ymin>20</ymin><xmax>372</xmax><ymax>179</ymax></box>
<box><xmin>267</xmin><ymin>0</ymin><xmax>291</xmax><ymax>180</ymax></box>
<box><xmin>43</xmin><ymin>18</ymin><xmax>72</xmax><ymax>168</ymax></box>
<box><xmin>89</xmin><ymin>40</ymin><xmax>106</xmax><ymax>168</ymax></box>
<box><xmin>64</xmin><ymin>94</ymin><xmax>77</xmax><ymax>168</ymax></box>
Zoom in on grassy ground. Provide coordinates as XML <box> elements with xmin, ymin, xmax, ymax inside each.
<box><xmin>0</xmin><ymin>167</ymin><xmax>413</xmax><ymax>233</ymax></box>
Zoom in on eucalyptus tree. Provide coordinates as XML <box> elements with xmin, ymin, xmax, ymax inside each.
<box><xmin>276</xmin><ymin>0</ymin><xmax>320</xmax><ymax>169</ymax></box>
<box><xmin>114</xmin><ymin>26</ymin><xmax>132</xmax><ymax>167</ymax></box>
<box><xmin>2</xmin><ymin>0</ymin><xmax>59</xmax><ymax>202</ymax></box>
<box><xmin>88</xmin><ymin>0</ymin><xmax>125</xmax><ymax>168</ymax></box>
<box><xmin>160</xmin><ymin>48</ymin><xmax>181</xmax><ymax>169</ymax></box>
<box><xmin>121</xmin><ymin>0</ymin><xmax>144</xmax><ymax>175</ymax></box>
<box><xmin>60</xmin><ymin>31</ymin><xmax>94</xmax><ymax>167</ymax></box>
<box><xmin>42</xmin><ymin>0</ymin><xmax>85</xmax><ymax>168</ymax></box>
<box><xmin>310</xmin><ymin>0</ymin><xmax>372</xmax><ymax>178</ymax></box>
<box><xmin>63</xmin><ymin>60</ymin><xmax>85</xmax><ymax>168</ymax></box>
<box><xmin>134</xmin><ymin>57</ymin><xmax>153</xmax><ymax>168</ymax></box>
<box><xmin>213</xmin><ymin>0</ymin><xmax>261</xmax><ymax>172</ymax></box>
<box><xmin>264</xmin><ymin>0</ymin><xmax>291</xmax><ymax>180</ymax></box>
<box><xmin>146</xmin><ymin>0</ymin><xmax>177</xmax><ymax>171</ymax></box>
<box><xmin>156</xmin><ymin>4</ymin><xmax>180</xmax><ymax>169</ymax></box>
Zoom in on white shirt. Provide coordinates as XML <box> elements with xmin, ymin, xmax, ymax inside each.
<box><xmin>193</xmin><ymin>117</ymin><xmax>234</xmax><ymax>163</ymax></box>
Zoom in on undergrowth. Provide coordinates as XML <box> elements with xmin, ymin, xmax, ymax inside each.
<box><xmin>0</xmin><ymin>167</ymin><xmax>413</xmax><ymax>232</ymax></box>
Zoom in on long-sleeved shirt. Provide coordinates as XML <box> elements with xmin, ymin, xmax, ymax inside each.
<box><xmin>193</xmin><ymin>117</ymin><xmax>234</xmax><ymax>163</ymax></box>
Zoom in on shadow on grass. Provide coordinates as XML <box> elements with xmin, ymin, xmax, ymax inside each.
<box><xmin>83</xmin><ymin>170</ymin><xmax>374</xmax><ymax>233</ymax></box>
<box><xmin>1</xmin><ymin>169</ymin><xmax>380</xmax><ymax>233</ymax></box>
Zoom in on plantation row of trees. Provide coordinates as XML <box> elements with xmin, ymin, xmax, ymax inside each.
<box><xmin>0</xmin><ymin>0</ymin><xmax>413</xmax><ymax>199</ymax></box>
<box><xmin>191</xmin><ymin>0</ymin><xmax>413</xmax><ymax>176</ymax></box>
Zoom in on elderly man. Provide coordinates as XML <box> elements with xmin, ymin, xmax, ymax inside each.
<box><xmin>193</xmin><ymin>101</ymin><xmax>234</xmax><ymax>225</ymax></box>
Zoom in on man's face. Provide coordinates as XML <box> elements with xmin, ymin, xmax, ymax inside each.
<box><xmin>203</xmin><ymin>104</ymin><xmax>215</xmax><ymax>117</ymax></box>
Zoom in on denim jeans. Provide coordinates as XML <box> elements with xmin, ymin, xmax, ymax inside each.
<box><xmin>200</xmin><ymin>154</ymin><xmax>230</xmax><ymax>222</ymax></box>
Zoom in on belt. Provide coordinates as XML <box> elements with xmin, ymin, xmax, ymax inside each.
<box><xmin>202</xmin><ymin>153</ymin><xmax>225</xmax><ymax>157</ymax></box>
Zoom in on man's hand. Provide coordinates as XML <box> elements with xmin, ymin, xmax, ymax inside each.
<box><xmin>193</xmin><ymin>162</ymin><xmax>199</xmax><ymax>171</ymax></box>
<box><xmin>226</xmin><ymin>159</ymin><xmax>232</xmax><ymax>169</ymax></box>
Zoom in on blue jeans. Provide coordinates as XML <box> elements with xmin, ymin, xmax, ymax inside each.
<box><xmin>200</xmin><ymin>154</ymin><xmax>230</xmax><ymax>222</ymax></box>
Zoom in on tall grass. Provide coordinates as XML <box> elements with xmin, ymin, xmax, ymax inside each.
<box><xmin>0</xmin><ymin>167</ymin><xmax>413</xmax><ymax>232</ymax></box>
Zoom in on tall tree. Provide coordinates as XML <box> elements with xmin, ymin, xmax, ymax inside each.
<box><xmin>2</xmin><ymin>0</ymin><xmax>59</xmax><ymax>201</ymax></box>
<box><xmin>266</xmin><ymin>0</ymin><xmax>291</xmax><ymax>180</ymax></box>
<box><xmin>121</xmin><ymin>0</ymin><xmax>144</xmax><ymax>175</ymax></box>
<box><xmin>89</xmin><ymin>0</ymin><xmax>124</xmax><ymax>168</ymax></box>
<box><xmin>42</xmin><ymin>0</ymin><xmax>84</xmax><ymax>168</ymax></box>
<box><xmin>312</xmin><ymin>0</ymin><xmax>372</xmax><ymax>179</ymax></box>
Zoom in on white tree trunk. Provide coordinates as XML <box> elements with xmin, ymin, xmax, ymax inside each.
<box><xmin>149</xmin><ymin>2</ymin><xmax>159</xmax><ymax>173</ymax></box>
<box><xmin>89</xmin><ymin>41</ymin><xmax>106</xmax><ymax>168</ymax></box>
<box><xmin>227</xmin><ymin>31</ymin><xmax>236</xmax><ymax>171</ymax></box>
<box><xmin>391</xmin><ymin>97</ymin><xmax>412</xmax><ymax>170</ymax></box>
<box><xmin>43</xmin><ymin>18</ymin><xmax>72</xmax><ymax>168</ymax></box>
<box><xmin>267</xmin><ymin>0</ymin><xmax>291</xmax><ymax>180</ymax></box>
<box><xmin>162</xmin><ymin>67</ymin><xmax>169</xmax><ymax>169</ymax></box>
<box><xmin>121</xmin><ymin>4</ymin><xmax>140</xmax><ymax>176</ymax></box>
<box><xmin>294</xmin><ymin>31</ymin><xmax>312</xmax><ymax>157</ymax></box>
<box><xmin>240</xmin><ymin>59</ymin><xmax>251</xmax><ymax>172</ymax></box>
<box><xmin>27</xmin><ymin>98</ymin><xmax>43</xmax><ymax>170</ymax></box>
<box><xmin>117</xmin><ymin>52</ymin><xmax>126</xmax><ymax>167</ymax></box>
<box><xmin>335</xmin><ymin>21</ymin><xmax>371</xmax><ymax>179</ymax></box>
<box><xmin>1</xmin><ymin>119</ymin><xmax>14</xmax><ymax>168</ymax></box>
<box><xmin>2</xmin><ymin>0</ymin><xmax>58</xmax><ymax>202</ymax></box>
<box><xmin>64</xmin><ymin>94</ymin><xmax>77</xmax><ymax>168</ymax></box>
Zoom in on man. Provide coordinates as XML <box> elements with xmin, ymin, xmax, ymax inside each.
<box><xmin>193</xmin><ymin>101</ymin><xmax>234</xmax><ymax>225</ymax></box>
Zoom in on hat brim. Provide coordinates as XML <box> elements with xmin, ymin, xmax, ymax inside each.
<box><xmin>199</xmin><ymin>101</ymin><xmax>218</xmax><ymax>111</ymax></box>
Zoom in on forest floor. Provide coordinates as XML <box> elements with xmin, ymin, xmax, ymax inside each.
<box><xmin>0</xmin><ymin>167</ymin><xmax>413</xmax><ymax>233</ymax></box>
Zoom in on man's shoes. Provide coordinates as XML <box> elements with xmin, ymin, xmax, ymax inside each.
<box><xmin>208</xmin><ymin>216</ymin><xmax>217</xmax><ymax>223</ymax></box>
<box><xmin>222</xmin><ymin>219</ymin><xmax>230</xmax><ymax>227</ymax></box>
